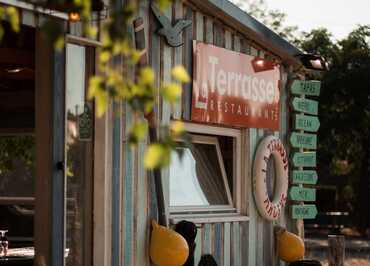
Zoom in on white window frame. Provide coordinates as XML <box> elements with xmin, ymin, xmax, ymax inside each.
<box><xmin>170</xmin><ymin>134</ymin><xmax>233</xmax><ymax>211</ymax></box>
<box><xmin>169</xmin><ymin>121</ymin><xmax>244</xmax><ymax>221</ymax></box>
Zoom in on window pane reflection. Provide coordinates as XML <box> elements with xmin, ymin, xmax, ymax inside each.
<box><xmin>169</xmin><ymin>143</ymin><xmax>229</xmax><ymax>207</ymax></box>
<box><xmin>65</xmin><ymin>43</ymin><xmax>92</xmax><ymax>266</ymax></box>
<box><xmin>0</xmin><ymin>136</ymin><xmax>35</xmax><ymax>249</ymax></box>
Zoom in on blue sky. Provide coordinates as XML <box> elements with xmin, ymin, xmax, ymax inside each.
<box><xmin>264</xmin><ymin>0</ymin><xmax>370</xmax><ymax>40</ymax></box>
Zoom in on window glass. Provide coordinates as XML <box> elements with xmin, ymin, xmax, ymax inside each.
<box><xmin>169</xmin><ymin>137</ymin><xmax>232</xmax><ymax>208</ymax></box>
<box><xmin>0</xmin><ymin>136</ymin><xmax>35</xmax><ymax>247</ymax></box>
<box><xmin>65</xmin><ymin>43</ymin><xmax>93</xmax><ymax>266</ymax></box>
<box><xmin>0</xmin><ymin>136</ymin><xmax>35</xmax><ymax>198</ymax></box>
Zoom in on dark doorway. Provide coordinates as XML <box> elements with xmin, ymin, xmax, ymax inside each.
<box><xmin>0</xmin><ymin>24</ymin><xmax>35</xmax><ymax>264</ymax></box>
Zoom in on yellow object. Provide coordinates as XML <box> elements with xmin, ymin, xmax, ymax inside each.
<box><xmin>150</xmin><ymin>220</ymin><xmax>189</xmax><ymax>266</ymax></box>
<box><xmin>68</xmin><ymin>12</ymin><xmax>81</xmax><ymax>22</ymax></box>
<box><xmin>276</xmin><ymin>227</ymin><xmax>305</xmax><ymax>262</ymax></box>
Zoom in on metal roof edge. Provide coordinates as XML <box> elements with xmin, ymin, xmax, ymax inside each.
<box><xmin>188</xmin><ymin>0</ymin><xmax>303</xmax><ymax>66</ymax></box>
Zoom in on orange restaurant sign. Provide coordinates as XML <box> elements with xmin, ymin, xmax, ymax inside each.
<box><xmin>191</xmin><ymin>41</ymin><xmax>281</xmax><ymax>130</ymax></box>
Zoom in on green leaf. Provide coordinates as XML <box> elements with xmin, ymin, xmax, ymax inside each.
<box><xmin>95</xmin><ymin>90</ymin><xmax>108</xmax><ymax>117</ymax></box>
<box><xmin>6</xmin><ymin>7</ymin><xmax>20</xmax><ymax>32</ymax></box>
<box><xmin>129</xmin><ymin>121</ymin><xmax>148</xmax><ymax>144</ymax></box>
<box><xmin>88</xmin><ymin>76</ymin><xmax>103</xmax><ymax>99</ymax></box>
<box><xmin>156</xmin><ymin>0</ymin><xmax>171</xmax><ymax>10</ymax></box>
<box><xmin>161</xmin><ymin>82</ymin><xmax>182</xmax><ymax>103</ymax></box>
<box><xmin>144</xmin><ymin>143</ymin><xmax>170</xmax><ymax>169</ymax></box>
<box><xmin>139</xmin><ymin>67</ymin><xmax>155</xmax><ymax>86</ymax></box>
<box><xmin>170</xmin><ymin>121</ymin><xmax>185</xmax><ymax>137</ymax></box>
<box><xmin>0</xmin><ymin>27</ymin><xmax>4</xmax><ymax>42</ymax></box>
<box><xmin>171</xmin><ymin>65</ymin><xmax>190</xmax><ymax>83</ymax></box>
<box><xmin>99</xmin><ymin>51</ymin><xmax>111</xmax><ymax>63</ymax></box>
<box><xmin>54</xmin><ymin>36</ymin><xmax>65</xmax><ymax>50</ymax></box>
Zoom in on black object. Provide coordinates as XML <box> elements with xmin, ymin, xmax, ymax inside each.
<box><xmin>290</xmin><ymin>260</ymin><xmax>322</xmax><ymax>266</ymax></box>
<box><xmin>0</xmin><ymin>257</ymin><xmax>33</xmax><ymax>265</ymax></box>
<box><xmin>295</xmin><ymin>54</ymin><xmax>328</xmax><ymax>71</ymax></box>
<box><xmin>56</xmin><ymin>161</ymin><xmax>64</xmax><ymax>171</ymax></box>
<box><xmin>175</xmin><ymin>221</ymin><xmax>197</xmax><ymax>266</ymax></box>
<box><xmin>151</xmin><ymin>2</ymin><xmax>192</xmax><ymax>47</ymax></box>
<box><xmin>198</xmin><ymin>254</ymin><xmax>217</xmax><ymax>266</ymax></box>
<box><xmin>133</xmin><ymin>16</ymin><xmax>167</xmax><ymax>227</ymax></box>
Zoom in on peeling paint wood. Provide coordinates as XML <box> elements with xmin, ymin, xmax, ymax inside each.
<box><xmin>205</xmin><ymin>16</ymin><xmax>214</xmax><ymax>44</ymax></box>
<box><xmin>194</xmin><ymin>227</ymin><xmax>202</xmax><ymax>265</ymax></box>
<box><xmin>172</xmin><ymin>0</ymin><xmax>184</xmax><ymax>119</ymax></box>
<box><xmin>223</xmin><ymin>222</ymin><xmax>231</xmax><ymax>266</ymax></box>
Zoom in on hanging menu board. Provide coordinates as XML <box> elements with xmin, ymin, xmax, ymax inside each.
<box><xmin>290</xmin><ymin>80</ymin><xmax>321</xmax><ymax>220</ymax></box>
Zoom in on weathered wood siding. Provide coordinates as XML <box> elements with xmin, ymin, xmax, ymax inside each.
<box><xmin>119</xmin><ymin>0</ymin><xmax>292</xmax><ymax>265</ymax></box>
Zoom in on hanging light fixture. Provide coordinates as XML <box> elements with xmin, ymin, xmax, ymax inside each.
<box><xmin>295</xmin><ymin>54</ymin><xmax>329</xmax><ymax>71</ymax></box>
<box><xmin>251</xmin><ymin>57</ymin><xmax>277</xmax><ymax>73</ymax></box>
<box><xmin>68</xmin><ymin>11</ymin><xmax>81</xmax><ymax>21</ymax></box>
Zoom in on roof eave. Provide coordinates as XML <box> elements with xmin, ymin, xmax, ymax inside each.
<box><xmin>187</xmin><ymin>0</ymin><xmax>303</xmax><ymax>67</ymax></box>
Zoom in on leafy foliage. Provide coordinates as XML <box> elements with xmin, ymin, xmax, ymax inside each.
<box><xmin>300</xmin><ymin>25</ymin><xmax>370</xmax><ymax>231</ymax></box>
<box><xmin>232</xmin><ymin>0</ymin><xmax>300</xmax><ymax>44</ymax></box>
<box><xmin>0</xmin><ymin>136</ymin><xmax>35</xmax><ymax>176</ymax></box>
<box><xmin>0</xmin><ymin>6</ymin><xmax>20</xmax><ymax>40</ymax></box>
<box><xmin>0</xmin><ymin>0</ymin><xmax>190</xmax><ymax>171</ymax></box>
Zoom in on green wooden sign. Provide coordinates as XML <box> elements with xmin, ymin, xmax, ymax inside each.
<box><xmin>291</xmin><ymin>80</ymin><xmax>321</xmax><ymax>96</ymax></box>
<box><xmin>290</xmin><ymin>132</ymin><xmax>317</xmax><ymax>149</ymax></box>
<box><xmin>292</xmin><ymin>170</ymin><xmax>318</xmax><ymax>184</ymax></box>
<box><xmin>290</xmin><ymin>186</ymin><xmax>316</xmax><ymax>202</ymax></box>
<box><xmin>292</xmin><ymin>204</ymin><xmax>318</xmax><ymax>219</ymax></box>
<box><xmin>78</xmin><ymin>103</ymin><xmax>93</xmax><ymax>141</ymax></box>
<box><xmin>292</xmin><ymin>152</ymin><xmax>316</xmax><ymax>167</ymax></box>
<box><xmin>292</xmin><ymin>97</ymin><xmax>318</xmax><ymax>115</ymax></box>
<box><xmin>294</xmin><ymin>114</ymin><xmax>320</xmax><ymax>132</ymax></box>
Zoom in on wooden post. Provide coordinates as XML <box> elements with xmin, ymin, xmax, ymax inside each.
<box><xmin>328</xmin><ymin>235</ymin><xmax>345</xmax><ymax>266</ymax></box>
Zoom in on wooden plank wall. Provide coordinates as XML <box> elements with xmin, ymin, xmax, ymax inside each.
<box><xmin>119</xmin><ymin>0</ymin><xmax>291</xmax><ymax>265</ymax></box>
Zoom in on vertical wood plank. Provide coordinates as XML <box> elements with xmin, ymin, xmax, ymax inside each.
<box><xmin>224</xmin><ymin>30</ymin><xmax>232</xmax><ymax>50</ymax></box>
<box><xmin>149</xmin><ymin>0</ymin><xmax>161</xmax><ymax>124</ymax></box>
<box><xmin>232</xmin><ymin>222</ymin><xmax>241</xmax><ymax>266</ymax></box>
<box><xmin>248</xmin><ymin>128</ymin><xmax>258</xmax><ymax>266</ymax></box>
<box><xmin>250</xmin><ymin>46</ymin><xmax>258</xmax><ymax>57</ymax></box>
<box><xmin>278</xmin><ymin>66</ymin><xmax>289</xmax><ymax>266</ymax></box>
<box><xmin>93</xmin><ymin>47</ymin><xmax>112</xmax><ymax>266</ymax></box>
<box><xmin>172</xmin><ymin>0</ymin><xmax>184</xmax><ymax>119</ymax></box>
<box><xmin>194</xmin><ymin>227</ymin><xmax>202</xmax><ymax>265</ymax></box>
<box><xmin>213</xmin><ymin>23</ymin><xmax>223</xmax><ymax>47</ymax></box>
<box><xmin>161</xmin><ymin>5</ymin><xmax>173</xmax><ymax>124</ymax></box>
<box><xmin>256</xmin><ymin>129</ymin><xmax>265</xmax><ymax>265</ymax></box>
<box><xmin>51</xmin><ymin>44</ymin><xmax>65</xmax><ymax>266</ymax></box>
<box><xmin>263</xmin><ymin>222</ymin><xmax>273</xmax><ymax>266</ymax></box>
<box><xmin>137</xmin><ymin>2</ymin><xmax>151</xmax><ymax>265</ymax></box>
<box><xmin>223</xmin><ymin>222</ymin><xmax>231</xmax><ymax>266</ymax></box>
<box><xmin>112</xmin><ymin>102</ymin><xmax>121</xmax><ymax>266</ymax></box>
<box><xmin>212</xmin><ymin>223</ymin><xmax>223</xmax><ymax>265</ymax></box>
<box><xmin>35</xmin><ymin>29</ymin><xmax>53</xmax><ymax>266</ymax></box>
<box><xmin>182</xmin><ymin>4</ymin><xmax>193</xmax><ymax>120</ymax></box>
<box><xmin>233</xmin><ymin>35</ymin><xmax>241</xmax><ymax>52</ymax></box>
<box><xmin>214</xmin><ymin>223</ymin><xmax>222</xmax><ymax>265</ymax></box>
<box><xmin>136</xmin><ymin>139</ymin><xmax>149</xmax><ymax>266</ymax></box>
<box><xmin>203</xmin><ymin>223</ymin><xmax>211</xmax><ymax>254</ymax></box>
<box><xmin>160</xmin><ymin>5</ymin><xmax>173</xmax><ymax>225</ymax></box>
<box><xmin>148</xmin><ymin>0</ymin><xmax>160</xmax><ymax>224</ymax></box>
<box><xmin>240</xmin><ymin>221</ymin><xmax>249</xmax><ymax>266</ymax></box>
<box><xmin>195</xmin><ymin>11</ymin><xmax>204</xmax><ymax>41</ymax></box>
<box><xmin>204</xmin><ymin>17</ymin><xmax>213</xmax><ymax>44</ymax></box>
<box><xmin>123</xmin><ymin>104</ymin><xmax>134</xmax><ymax>266</ymax></box>
<box><xmin>240</xmin><ymin>38</ymin><xmax>251</xmax><ymax>55</ymax></box>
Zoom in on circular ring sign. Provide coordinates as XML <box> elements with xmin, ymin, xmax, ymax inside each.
<box><xmin>253</xmin><ymin>136</ymin><xmax>289</xmax><ymax>221</ymax></box>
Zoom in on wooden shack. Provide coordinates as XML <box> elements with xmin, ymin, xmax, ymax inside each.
<box><xmin>0</xmin><ymin>0</ymin><xmax>307</xmax><ymax>265</ymax></box>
